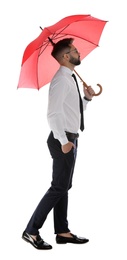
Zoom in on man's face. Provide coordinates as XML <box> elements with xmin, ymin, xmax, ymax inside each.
<box><xmin>67</xmin><ymin>45</ymin><xmax>81</xmax><ymax>65</ymax></box>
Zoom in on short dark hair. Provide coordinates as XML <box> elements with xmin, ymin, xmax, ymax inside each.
<box><xmin>51</xmin><ymin>38</ymin><xmax>74</xmax><ymax>60</ymax></box>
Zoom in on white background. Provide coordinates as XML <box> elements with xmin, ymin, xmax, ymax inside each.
<box><xmin>1</xmin><ymin>0</ymin><xmax>127</xmax><ymax>259</ymax></box>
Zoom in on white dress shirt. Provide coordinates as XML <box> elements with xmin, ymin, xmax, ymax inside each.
<box><xmin>47</xmin><ymin>66</ymin><xmax>88</xmax><ymax>145</ymax></box>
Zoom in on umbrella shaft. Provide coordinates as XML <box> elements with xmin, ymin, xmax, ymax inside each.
<box><xmin>74</xmin><ymin>70</ymin><xmax>88</xmax><ymax>87</ymax></box>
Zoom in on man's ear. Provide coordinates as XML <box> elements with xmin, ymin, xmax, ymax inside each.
<box><xmin>63</xmin><ymin>53</ymin><xmax>69</xmax><ymax>60</ymax></box>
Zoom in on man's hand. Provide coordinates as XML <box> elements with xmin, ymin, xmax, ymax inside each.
<box><xmin>62</xmin><ymin>142</ymin><xmax>75</xmax><ymax>154</ymax></box>
<box><xmin>83</xmin><ymin>85</ymin><xmax>95</xmax><ymax>100</ymax></box>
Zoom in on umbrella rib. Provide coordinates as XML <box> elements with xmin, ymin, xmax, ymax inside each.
<box><xmin>52</xmin><ymin>33</ymin><xmax>99</xmax><ymax>47</ymax></box>
<box><xmin>38</xmin><ymin>34</ymin><xmax>98</xmax><ymax>57</ymax></box>
<box><xmin>38</xmin><ymin>41</ymin><xmax>51</xmax><ymax>56</ymax></box>
<box><xmin>46</xmin><ymin>25</ymin><xmax>99</xmax><ymax>47</ymax></box>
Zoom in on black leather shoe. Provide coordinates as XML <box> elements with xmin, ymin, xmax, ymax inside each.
<box><xmin>56</xmin><ymin>233</ymin><xmax>89</xmax><ymax>244</ymax></box>
<box><xmin>22</xmin><ymin>231</ymin><xmax>52</xmax><ymax>249</ymax></box>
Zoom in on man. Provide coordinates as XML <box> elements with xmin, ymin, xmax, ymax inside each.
<box><xmin>22</xmin><ymin>38</ymin><xmax>95</xmax><ymax>250</ymax></box>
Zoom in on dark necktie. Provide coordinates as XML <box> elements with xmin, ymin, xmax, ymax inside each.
<box><xmin>72</xmin><ymin>73</ymin><xmax>84</xmax><ymax>131</ymax></box>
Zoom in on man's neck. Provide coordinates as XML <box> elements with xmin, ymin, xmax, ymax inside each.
<box><xmin>60</xmin><ymin>62</ymin><xmax>75</xmax><ymax>71</ymax></box>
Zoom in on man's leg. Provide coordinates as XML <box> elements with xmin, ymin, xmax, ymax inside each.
<box><xmin>53</xmin><ymin>192</ymin><xmax>69</xmax><ymax>234</ymax></box>
<box><xmin>53</xmin><ymin>137</ymin><xmax>78</xmax><ymax>234</ymax></box>
<box><xmin>24</xmin><ymin>132</ymin><xmax>76</xmax><ymax>235</ymax></box>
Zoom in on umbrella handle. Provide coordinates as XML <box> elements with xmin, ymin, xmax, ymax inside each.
<box><xmin>74</xmin><ymin>69</ymin><xmax>102</xmax><ymax>96</ymax></box>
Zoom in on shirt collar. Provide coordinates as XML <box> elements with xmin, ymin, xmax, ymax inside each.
<box><xmin>60</xmin><ymin>66</ymin><xmax>73</xmax><ymax>76</ymax></box>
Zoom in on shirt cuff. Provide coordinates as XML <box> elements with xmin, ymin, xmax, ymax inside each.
<box><xmin>59</xmin><ymin>135</ymin><xmax>69</xmax><ymax>145</ymax></box>
<box><xmin>84</xmin><ymin>96</ymin><xmax>92</xmax><ymax>101</ymax></box>
<box><xmin>52</xmin><ymin>131</ymin><xmax>69</xmax><ymax>145</ymax></box>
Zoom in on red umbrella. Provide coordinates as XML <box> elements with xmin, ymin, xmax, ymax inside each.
<box><xmin>17</xmin><ymin>14</ymin><xmax>107</xmax><ymax>94</ymax></box>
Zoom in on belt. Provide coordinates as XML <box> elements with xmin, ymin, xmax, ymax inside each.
<box><xmin>65</xmin><ymin>131</ymin><xmax>79</xmax><ymax>139</ymax></box>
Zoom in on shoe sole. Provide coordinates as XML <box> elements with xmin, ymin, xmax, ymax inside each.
<box><xmin>56</xmin><ymin>239</ymin><xmax>89</xmax><ymax>244</ymax></box>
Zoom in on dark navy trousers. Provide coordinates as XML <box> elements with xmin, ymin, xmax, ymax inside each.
<box><xmin>25</xmin><ymin>131</ymin><xmax>78</xmax><ymax>235</ymax></box>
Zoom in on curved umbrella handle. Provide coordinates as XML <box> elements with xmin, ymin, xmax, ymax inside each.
<box><xmin>83</xmin><ymin>81</ymin><xmax>102</xmax><ymax>96</ymax></box>
<box><xmin>74</xmin><ymin>69</ymin><xmax>102</xmax><ymax>96</ymax></box>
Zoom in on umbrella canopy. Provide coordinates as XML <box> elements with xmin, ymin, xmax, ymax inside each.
<box><xmin>17</xmin><ymin>14</ymin><xmax>107</xmax><ymax>90</ymax></box>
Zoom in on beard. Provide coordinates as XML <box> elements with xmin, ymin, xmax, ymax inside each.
<box><xmin>69</xmin><ymin>55</ymin><xmax>81</xmax><ymax>65</ymax></box>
